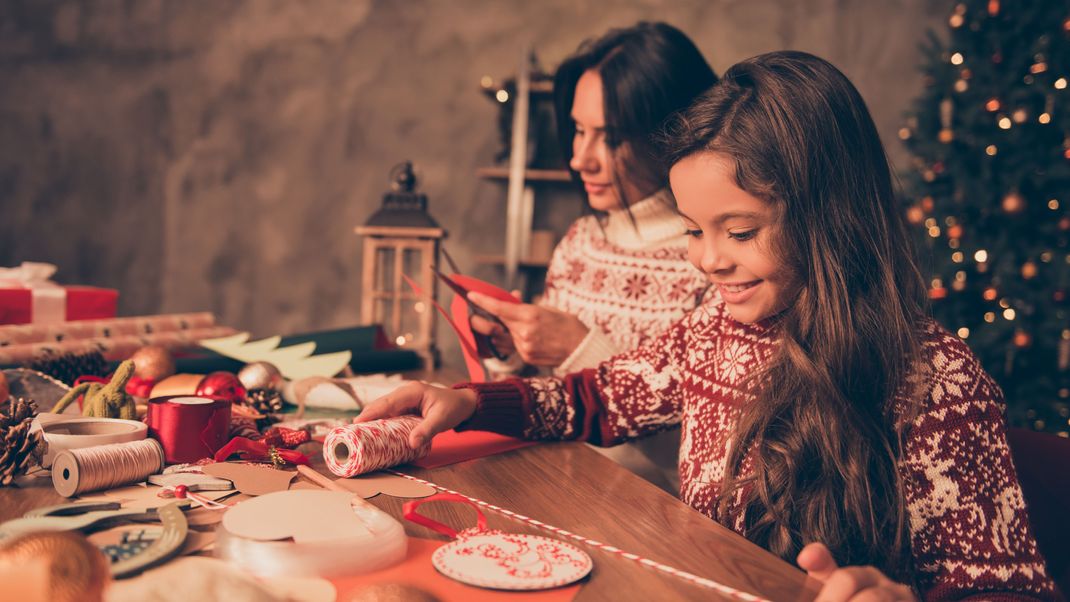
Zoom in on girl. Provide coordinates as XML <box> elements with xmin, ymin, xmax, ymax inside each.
<box><xmin>470</xmin><ymin>22</ymin><xmax>717</xmax><ymax>492</ymax></box>
<box><xmin>360</xmin><ymin>52</ymin><xmax>1058</xmax><ymax>600</ymax></box>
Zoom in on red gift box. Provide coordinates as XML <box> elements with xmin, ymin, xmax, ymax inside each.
<box><xmin>0</xmin><ymin>262</ymin><xmax>118</xmax><ymax>325</ymax></box>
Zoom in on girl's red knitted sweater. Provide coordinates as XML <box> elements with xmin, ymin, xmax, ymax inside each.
<box><xmin>459</xmin><ymin>298</ymin><xmax>1058</xmax><ymax>600</ymax></box>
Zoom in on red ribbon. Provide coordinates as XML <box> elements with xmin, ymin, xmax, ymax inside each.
<box><xmin>403</xmin><ymin>493</ymin><xmax>488</xmax><ymax>539</ymax></box>
<box><xmin>146</xmin><ymin>395</ymin><xmax>231</xmax><ymax>464</ymax></box>
<box><xmin>213</xmin><ymin>436</ymin><xmax>310</xmax><ymax>466</ymax></box>
<box><xmin>126</xmin><ymin>376</ymin><xmax>156</xmax><ymax>398</ymax></box>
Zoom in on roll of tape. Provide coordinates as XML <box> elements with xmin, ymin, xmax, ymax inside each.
<box><xmin>37</xmin><ymin>415</ymin><xmax>148</xmax><ymax>468</ymax></box>
<box><xmin>146</xmin><ymin>395</ymin><xmax>231</xmax><ymax>464</ymax></box>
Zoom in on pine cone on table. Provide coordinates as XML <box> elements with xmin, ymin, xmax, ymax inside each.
<box><xmin>0</xmin><ymin>397</ymin><xmax>42</xmax><ymax>486</ymax></box>
<box><xmin>27</xmin><ymin>351</ymin><xmax>108</xmax><ymax>386</ymax></box>
<box><xmin>246</xmin><ymin>388</ymin><xmax>284</xmax><ymax>414</ymax></box>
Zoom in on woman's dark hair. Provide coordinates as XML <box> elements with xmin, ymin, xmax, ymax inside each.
<box><xmin>554</xmin><ymin>22</ymin><xmax>717</xmax><ymax>211</ymax></box>
<box><xmin>662</xmin><ymin>51</ymin><xmax>928</xmax><ymax>581</ymax></box>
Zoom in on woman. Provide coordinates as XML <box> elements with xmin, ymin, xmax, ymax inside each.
<box><xmin>470</xmin><ymin>22</ymin><xmax>717</xmax><ymax>492</ymax></box>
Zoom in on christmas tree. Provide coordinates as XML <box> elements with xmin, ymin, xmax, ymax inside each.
<box><xmin>902</xmin><ymin>1</ymin><xmax>1070</xmax><ymax>435</ymax></box>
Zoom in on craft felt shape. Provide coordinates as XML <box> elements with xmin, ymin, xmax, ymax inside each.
<box><xmin>201</xmin><ymin>463</ymin><xmax>296</xmax><ymax>497</ymax></box>
<box><xmin>331</xmin><ymin>472</ymin><xmax>436</xmax><ymax>499</ymax></box>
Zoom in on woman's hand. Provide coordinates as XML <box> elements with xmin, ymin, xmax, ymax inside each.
<box><xmin>468</xmin><ymin>292</ymin><xmax>589</xmax><ymax>366</ymax></box>
<box><xmin>355</xmin><ymin>382</ymin><xmax>478</xmax><ymax>449</ymax></box>
<box><xmin>797</xmin><ymin>543</ymin><xmax>917</xmax><ymax>602</ymax></box>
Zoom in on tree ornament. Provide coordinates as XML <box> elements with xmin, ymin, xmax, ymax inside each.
<box><xmin>1014</xmin><ymin>330</ymin><xmax>1032</xmax><ymax>348</ymax></box>
<box><xmin>0</xmin><ymin>397</ymin><xmax>42</xmax><ymax>486</ymax></box>
<box><xmin>906</xmin><ymin>205</ymin><xmax>925</xmax><ymax>224</ymax></box>
<box><xmin>129</xmin><ymin>345</ymin><xmax>176</xmax><ymax>382</ymax></box>
<box><xmin>1002</xmin><ymin>191</ymin><xmax>1025</xmax><ymax>214</ymax></box>
<box><xmin>237</xmin><ymin>362</ymin><xmax>283</xmax><ymax>392</ymax></box>
<box><xmin>1022</xmin><ymin>261</ymin><xmax>1038</xmax><ymax>279</ymax></box>
<box><xmin>195</xmin><ymin>371</ymin><xmax>246</xmax><ymax>404</ymax></box>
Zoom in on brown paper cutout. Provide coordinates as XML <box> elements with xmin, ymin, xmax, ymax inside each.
<box><xmin>222</xmin><ymin>490</ymin><xmax>370</xmax><ymax>543</ymax></box>
<box><xmin>202</xmin><ymin>463</ymin><xmax>296</xmax><ymax>497</ymax></box>
<box><xmin>79</xmin><ymin>484</ymin><xmax>235</xmax><ymax>510</ymax></box>
<box><xmin>332</xmin><ymin>472</ymin><xmax>436</xmax><ymax>499</ymax></box>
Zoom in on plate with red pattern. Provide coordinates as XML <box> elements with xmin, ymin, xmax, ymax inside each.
<box><xmin>431</xmin><ymin>531</ymin><xmax>593</xmax><ymax>590</ymax></box>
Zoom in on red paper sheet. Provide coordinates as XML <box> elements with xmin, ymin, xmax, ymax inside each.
<box><xmin>331</xmin><ymin>537</ymin><xmax>582</xmax><ymax>601</ymax></box>
<box><xmin>414</xmin><ymin>429</ymin><xmax>538</xmax><ymax>469</ymax></box>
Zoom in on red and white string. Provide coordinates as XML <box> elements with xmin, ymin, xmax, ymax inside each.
<box><xmin>386</xmin><ymin>469</ymin><xmax>772</xmax><ymax>602</ymax></box>
<box><xmin>324</xmin><ymin>416</ymin><xmax>432</xmax><ymax>478</ymax></box>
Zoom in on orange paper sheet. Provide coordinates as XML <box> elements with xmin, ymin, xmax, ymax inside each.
<box><xmin>414</xmin><ymin>429</ymin><xmax>538</xmax><ymax>469</ymax></box>
<box><xmin>331</xmin><ymin>537</ymin><xmax>582</xmax><ymax>600</ymax></box>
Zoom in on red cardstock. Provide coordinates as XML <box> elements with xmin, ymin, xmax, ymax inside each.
<box><xmin>413</xmin><ymin>429</ymin><xmax>537</xmax><ymax>469</ymax></box>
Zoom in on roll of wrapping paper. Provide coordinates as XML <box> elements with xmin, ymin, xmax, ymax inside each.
<box><xmin>0</xmin><ymin>312</ymin><xmax>219</xmax><ymax>346</ymax></box>
<box><xmin>0</xmin><ymin>326</ymin><xmax>238</xmax><ymax>365</ymax></box>
<box><xmin>323</xmin><ymin>416</ymin><xmax>431</xmax><ymax>477</ymax></box>
<box><xmin>146</xmin><ymin>395</ymin><xmax>232</xmax><ymax>464</ymax></box>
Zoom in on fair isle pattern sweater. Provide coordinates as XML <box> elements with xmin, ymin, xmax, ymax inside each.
<box><xmin>539</xmin><ymin>190</ymin><xmax>709</xmax><ymax>376</ymax></box>
<box><xmin>460</xmin><ymin>298</ymin><xmax>1058</xmax><ymax>600</ymax></box>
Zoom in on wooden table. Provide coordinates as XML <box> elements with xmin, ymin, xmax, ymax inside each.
<box><xmin>2</xmin><ymin>437</ymin><xmax>818</xmax><ymax>601</ymax></box>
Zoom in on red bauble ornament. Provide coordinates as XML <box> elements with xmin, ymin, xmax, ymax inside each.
<box><xmin>195</xmin><ymin>371</ymin><xmax>246</xmax><ymax>403</ymax></box>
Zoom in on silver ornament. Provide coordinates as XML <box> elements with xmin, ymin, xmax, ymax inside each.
<box><xmin>237</xmin><ymin>361</ymin><xmax>283</xmax><ymax>391</ymax></box>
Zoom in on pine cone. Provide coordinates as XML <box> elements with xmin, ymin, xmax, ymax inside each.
<box><xmin>28</xmin><ymin>351</ymin><xmax>108</xmax><ymax>386</ymax></box>
<box><xmin>0</xmin><ymin>397</ymin><xmax>42</xmax><ymax>486</ymax></box>
<box><xmin>246</xmin><ymin>388</ymin><xmax>283</xmax><ymax>414</ymax></box>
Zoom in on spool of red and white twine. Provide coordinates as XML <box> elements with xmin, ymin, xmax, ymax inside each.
<box><xmin>385</xmin><ymin>469</ymin><xmax>773</xmax><ymax>602</ymax></box>
<box><xmin>323</xmin><ymin>416</ymin><xmax>431</xmax><ymax>478</ymax></box>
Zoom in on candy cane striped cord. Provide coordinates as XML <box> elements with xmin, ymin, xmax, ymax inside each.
<box><xmin>387</xmin><ymin>469</ymin><xmax>772</xmax><ymax>601</ymax></box>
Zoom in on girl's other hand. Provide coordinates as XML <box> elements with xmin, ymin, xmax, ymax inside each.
<box><xmin>797</xmin><ymin>543</ymin><xmax>917</xmax><ymax>602</ymax></box>
<box><xmin>468</xmin><ymin>292</ymin><xmax>589</xmax><ymax>366</ymax></box>
<box><xmin>354</xmin><ymin>381</ymin><xmax>478</xmax><ymax>449</ymax></box>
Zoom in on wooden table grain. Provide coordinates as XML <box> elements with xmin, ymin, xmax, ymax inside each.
<box><xmin>0</xmin><ymin>374</ymin><xmax>820</xmax><ymax>600</ymax></box>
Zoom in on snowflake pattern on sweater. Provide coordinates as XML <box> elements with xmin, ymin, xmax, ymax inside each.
<box><xmin>540</xmin><ymin>194</ymin><xmax>710</xmax><ymax>374</ymax></box>
<box><xmin>461</xmin><ymin>298</ymin><xmax>1058</xmax><ymax>600</ymax></box>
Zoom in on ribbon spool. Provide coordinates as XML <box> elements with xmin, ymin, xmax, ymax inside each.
<box><xmin>52</xmin><ymin>438</ymin><xmax>165</xmax><ymax>497</ymax></box>
<box><xmin>36</xmin><ymin>414</ymin><xmax>148</xmax><ymax>468</ymax></box>
<box><xmin>146</xmin><ymin>395</ymin><xmax>231</xmax><ymax>464</ymax></box>
<box><xmin>323</xmin><ymin>416</ymin><xmax>431</xmax><ymax>478</ymax></box>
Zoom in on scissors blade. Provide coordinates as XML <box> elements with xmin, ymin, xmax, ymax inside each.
<box><xmin>440</xmin><ymin>247</ymin><xmax>462</xmax><ymax>275</ymax></box>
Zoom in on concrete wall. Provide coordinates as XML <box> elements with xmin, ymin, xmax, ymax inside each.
<box><xmin>0</xmin><ymin>0</ymin><xmax>947</xmax><ymax>369</ymax></box>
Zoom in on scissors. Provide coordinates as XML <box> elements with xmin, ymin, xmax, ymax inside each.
<box><xmin>436</xmin><ymin>248</ymin><xmax>511</xmax><ymax>361</ymax></box>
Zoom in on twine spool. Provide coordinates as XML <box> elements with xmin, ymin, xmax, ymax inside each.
<box><xmin>323</xmin><ymin>416</ymin><xmax>431</xmax><ymax>478</ymax></box>
<box><xmin>52</xmin><ymin>438</ymin><xmax>165</xmax><ymax>498</ymax></box>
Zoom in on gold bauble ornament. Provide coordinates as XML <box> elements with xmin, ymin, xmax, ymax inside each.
<box><xmin>237</xmin><ymin>361</ymin><xmax>284</xmax><ymax>392</ymax></box>
<box><xmin>129</xmin><ymin>345</ymin><xmax>176</xmax><ymax>382</ymax></box>
<box><xmin>0</xmin><ymin>530</ymin><xmax>109</xmax><ymax>602</ymax></box>
<box><xmin>1001</xmin><ymin>192</ymin><xmax>1025</xmax><ymax>214</ymax></box>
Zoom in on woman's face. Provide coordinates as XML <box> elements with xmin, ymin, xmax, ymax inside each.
<box><xmin>670</xmin><ymin>151</ymin><xmax>797</xmax><ymax>324</ymax></box>
<box><xmin>569</xmin><ymin>69</ymin><xmax>650</xmax><ymax>211</ymax></box>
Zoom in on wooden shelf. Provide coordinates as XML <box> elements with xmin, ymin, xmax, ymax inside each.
<box><xmin>475</xmin><ymin>167</ymin><xmax>573</xmax><ymax>183</ymax></box>
<box><xmin>474</xmin><ymin>254</ymin><xmax>550</xmax><ymax>269</ymax></box>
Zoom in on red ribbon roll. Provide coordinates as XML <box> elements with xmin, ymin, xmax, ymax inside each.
<box><xmin>146</xmin><ymin>395</ymin><xmax>231</xmax><ymax>463</ymax></box>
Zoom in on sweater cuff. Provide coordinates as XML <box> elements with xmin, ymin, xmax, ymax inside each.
<box><xmin>554</xmin><ymin>327</ymin><xmax>622</xmax><ymax>376</ymax></box>
<box><xmin>452</xmin><ymin>381</ymin><xmax>526</xmax><ymax>438</ymax></box>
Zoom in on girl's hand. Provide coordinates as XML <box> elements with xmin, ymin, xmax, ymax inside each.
<box><xmin>797</xmin><ymin>543</ymin><xmax>917</xmax><ymax>602</ymax></box>
<box><xmin>354</xmin><ymin>382</ymin><xmax>478</xmax><ymax>449</ymax></box>
<box><xmin>469</xmin><ymin>289</ymin><xmax>521</xmax><ymax>358</ymax></box>
<box><xmin>468</xmin><ymin>292</ymin><xmax>589</xmax><ymax>366</ymax></box>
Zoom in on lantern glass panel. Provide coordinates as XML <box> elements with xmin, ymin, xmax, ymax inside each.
<box><xmin>402</xmin><ymin>248</ymin><xmax>422</xmax><ymax>281</ymax></box>
<box><xmin>399</xmin><ymin>299</ymin><xmax>421</xmax><ymax>346</ymax></box>
<box><xmin>376</xmin><ymin>298</ymin><xmax>394</xmax><ymax>335</ymax></box>
<box><xmin>375</xmin><ymin>246</ymin><xmax>396</xmax><ymax>292</ymax></box>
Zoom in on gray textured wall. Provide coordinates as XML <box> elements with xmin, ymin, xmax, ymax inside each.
<box><xmin>0</xmin><ymin>0</ymin><xmax>946</xmax><ymax>369</ymax></box>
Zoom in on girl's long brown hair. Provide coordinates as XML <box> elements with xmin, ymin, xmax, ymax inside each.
<box><xmin>663</xmin><ymin>51</ymin><xmax>927</xmax><ymax>579</ymax></box>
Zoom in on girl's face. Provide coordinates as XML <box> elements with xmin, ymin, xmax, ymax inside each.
<box><xmin>569</xmin><ymin>69</ymin><xmax>649</xmax><ymax>211</ymax></box>
<box><xmin>670</xmin><ymin>151</ymin><xmax>797</xmax><ymax>324</ymax></box>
